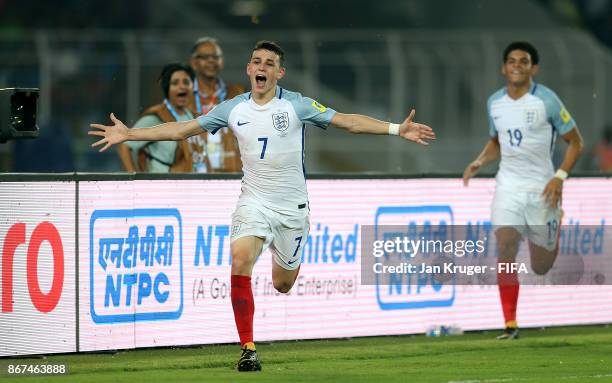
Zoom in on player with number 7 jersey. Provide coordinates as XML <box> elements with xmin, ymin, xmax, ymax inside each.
<box><xmin>89</xmin><ymin>40</ymin><xmax>435</xmax><ymax>371</ymax></box>
<box><xmin>197</xmin><ymin>85</ymin><xmax>332</xmax><ymax>273</ymax></box>
<box><xmin>198</xmin><ymin>86</ymin><xmax>333</xmax><ymax>217</ymax></box>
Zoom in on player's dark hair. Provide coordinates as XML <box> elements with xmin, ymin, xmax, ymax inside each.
<box><xmin>503</xmin><ymin>41</ymin><xmax>539</xmax><ymax>65</ymax></box>
<box><xmin>158</xmin><ymin>63</ymin><xmax>195</xmax><ymax>99</ymax></box>
<box><xmin>252</xmin><ymin>40</ymin><xmax>285</xmax><ymax>66</ymax></box>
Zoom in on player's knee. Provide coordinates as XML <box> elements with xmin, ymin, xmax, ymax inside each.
<box><xmin>273</xmin><ymin>280</ymin><xmax>293</xmax><ymax>294</ymax></box>
<box><xmin>531</xmin><ymin>263</ymin><xmax>553</xmax><ymax>275</ymax></box>
<box><xmin>496</xmin><ymin>229</ymin><xmax>521</xmax><ymax>252</ymax></box>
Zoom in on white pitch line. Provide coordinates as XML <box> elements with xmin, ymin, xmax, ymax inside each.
<box><xmin>448</xmin><ymin>374</ymin><xmax>612</xmax><ymax>383</ymax></box>
<box><xmin>448</xmin><ymin>379</ymin><xmax>517</xmax><ymax>383</ymax></box>
<box><xmin>560</xmin><ymin>374</ymin><xmax>612</xmax><ymax>380</ymax></box>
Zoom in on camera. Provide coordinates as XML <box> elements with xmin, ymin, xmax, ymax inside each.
<box><xmin>0</xmin><ymin>88</ymin><xmax>39</xmax><ymax>143</ymax></box>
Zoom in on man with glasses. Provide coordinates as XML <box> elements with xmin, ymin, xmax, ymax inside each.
<box><xmin>189</xmin><ymin>36</ymin><xmax>245</xmax><ymax>173</ymax></box>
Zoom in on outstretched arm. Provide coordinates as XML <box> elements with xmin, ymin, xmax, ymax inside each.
<box><xmin>541</xmin><ymin>127</ymin><xmax>584</xmax><ymax>207</ymax></box>
<box><xmin>463</xmin><ymin>137</ymin><xmax>501</xmax><ymax>186</ymax></box>
<box><xmin>330</xmin><ymin>109</ymin><xmax>435</xmax><ymax>145</ymax></box>
<box><xmin>89</xmin><ymin>113</ymin><xmax>203</xmax><ymax>152</ymax></box>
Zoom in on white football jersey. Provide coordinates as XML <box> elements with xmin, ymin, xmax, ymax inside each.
<box><xmin>487</xmin><ymin>83</ymin><xmax>576</xmax><ymax>191</ymax></box>
<box><xmin>197</xmin><ymin>86</ymin><xmax>336</xmax><ymax>214</ymax></box>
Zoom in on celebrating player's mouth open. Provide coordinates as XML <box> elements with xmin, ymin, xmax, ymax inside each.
<box><xmin>89</xmin><ymin>40</ymin><xmax>434</xmax><ymax>372</ymax></box>
<box><xmin>248</xmin><ymin>49</ymin><xmax>279</xmax><ymax>96</ymax></box>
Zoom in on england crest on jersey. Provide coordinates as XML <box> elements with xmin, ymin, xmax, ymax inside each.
<box><xmin>272</xmin><ymin>112</ymin><xmax>289</xmax><ymax>137</ymax></box>
<box><xmin>524</xmin><ymin>109</ymin><xmax>537</xmax><ymax>126</ymax></box>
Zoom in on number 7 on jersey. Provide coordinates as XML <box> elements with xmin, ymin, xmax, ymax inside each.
<box><xmin>257</xmin><ymin>137</ymin><xmax>268</xmax><ymax>159</ymax></box>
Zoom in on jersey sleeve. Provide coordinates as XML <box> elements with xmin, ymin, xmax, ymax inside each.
<box><xmin>126</xmin><ymin>115</ymin><xmax>163</xmax><ymax>150</ymax></box>
<box><xmin>196</xmin><ymin>96</ymin><xmax>243</xmax><ymax>134</ymax></box>
<box><xmin>286</xmin><ymin>91</ymin><xmax>336</xmax><ymax>129</ymax></box>
<box><xmin>540</xmin><ymin>88</ymin><xmax>576</xmax><ymax>135</ymax></box>
<box><xmin>487</xmin><ymin>101</ymin><xmax>497</xmax><ymax>138</ymax></box>
<box><xmin>487</xmin><ymin>89</ymin><xmax>504</xmax><ymax>138</ymax></box>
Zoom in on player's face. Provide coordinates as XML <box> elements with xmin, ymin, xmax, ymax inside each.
<box><xmin>502</xmin><ymin>49</ymin><xmax>539</xmax><ymax>86</ymax></box>
<box><xmin>246</xmin><ymin>49</ymin><xmax>285</xmax><ymax>97</ymax></box>
<box><xmin>167</xmin><ymin>70</ymin><xmax>193</xmax><ymax>108</ymax></box>
<box><xmin>191</xmin><ymin>42</ymin><xmax>224</xmax><ymax>80</ymax></box>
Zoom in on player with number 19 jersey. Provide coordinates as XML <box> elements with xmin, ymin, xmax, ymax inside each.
<box><xmin>488</xmin><ymin>82</ymin><xmax>576</xmax><ymax>191</ymax></box>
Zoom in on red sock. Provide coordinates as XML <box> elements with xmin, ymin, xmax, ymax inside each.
<box><xmin>231</xmin><ymin>275</ymin><xmax>254</xmax><ymax>347</ymax></box>
<box><xmin>497</xmin><ymin>268</ymin><xmax>519</xmax><ymax>328</ymax></box>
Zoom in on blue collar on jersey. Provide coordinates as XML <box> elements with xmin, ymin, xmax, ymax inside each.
<box><xmin>247</xmin><ymin>86</ymin><xmax>283</xmax><ymax>100</ymax></box>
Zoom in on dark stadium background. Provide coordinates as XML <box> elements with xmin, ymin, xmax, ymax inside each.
<box><xmin>1</xmin><ymin>2</ymin><xmax>612</xmax><ymax>382</ymax></box>
<box><xmin>0</xmin><ymin>0</ymin><xmax>610</xmax><ymax>174</ymax></box>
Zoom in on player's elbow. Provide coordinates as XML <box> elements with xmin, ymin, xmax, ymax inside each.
<box><xmin>339</xmin><ymin>122</ymin><xmax>364</xmax><ymax>134</ymax></box>
<box><xmin>568</xmin><ymin>128</ymin><xmax>584</xmax><ymax>155</ymax></box>
<box><xmin>175</xmin><ymin>121</ymin><xmax>202</xmax><ymax>141</ymax></box>
<box><xmin>574</xmin><ymin>135</ymin><xmax>585</xmax><ymax>155</ymax></box>
<box><xmin>342</xmin><ymin>126</ymin><xmax>356</xmax><ymax>134</ymax></box>
<box><xmin>170</xmin><ymin>130</ymin><xmax>186</xmax><ymax>141</ymax></box>
<box><xmin>171</xmin><ymin>125</ymin><xmax>191</xmax><ymax>141</ymax></box>
<box><xmin>332</xmin><ymin>114</ymin><xmax>361</xmax><ymax>134</ymax></box>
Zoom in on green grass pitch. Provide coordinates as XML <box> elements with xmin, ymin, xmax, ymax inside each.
<box><xmin>2</xmin><ymin>325</ymin><xmax>611</xmax><ymax>383</ymax></box>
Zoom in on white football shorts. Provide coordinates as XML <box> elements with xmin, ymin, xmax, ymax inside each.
<box><xmin>230</xmin><ymin>200</ymin><xmax>310</xmax><ymax>270</ymax></box>
<box><xmin>491</xmin><ymin>187</ymin><xmax>561</xmax><ymax>251</ymax></box>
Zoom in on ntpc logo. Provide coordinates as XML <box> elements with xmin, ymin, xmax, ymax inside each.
<box><xmin>89</xmin><ymin>209</ymin><xmax>183</xmax><ymax>324</ymax></box>
<box><xmin>374</xmin><ymin>205</ymin><xmax>455</xmax><ymax>310</ymax></box>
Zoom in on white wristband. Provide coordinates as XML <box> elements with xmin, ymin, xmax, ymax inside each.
<box><xmin>554</xmin><ymin>169</ymin><xmax>568</xmax><ymax>180</ymax></box>
<box><xmin>388</xmin><ymin>123</ymin><xmax>400</xmax><ymax>136</ymax></box>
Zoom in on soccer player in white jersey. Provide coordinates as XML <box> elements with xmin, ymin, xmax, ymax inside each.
<box><xmin>463</xmin><ymin>41</ymin><xmax>584</xmax><ymax>340</ymax></box>
<box><xmin>89</xmin><ymin>40</ymin><xmax>435</xmax><ymax>371</ymax></box>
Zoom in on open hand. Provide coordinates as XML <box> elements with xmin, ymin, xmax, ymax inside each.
<box><xmin>89</xmin><ymin>113</ymin><xmax>129</xmax><ymax>152</ymax></box>
<box><xmin>399</xmin><ymin>109</ymin><xmax>436</xmax><ymax>145</ymax></box>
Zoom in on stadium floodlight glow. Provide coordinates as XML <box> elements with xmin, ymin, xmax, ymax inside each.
<box><xmin>0</xmin><ymin>87</ymin><xmax>39</xmax><ymax>143</ymax></box>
